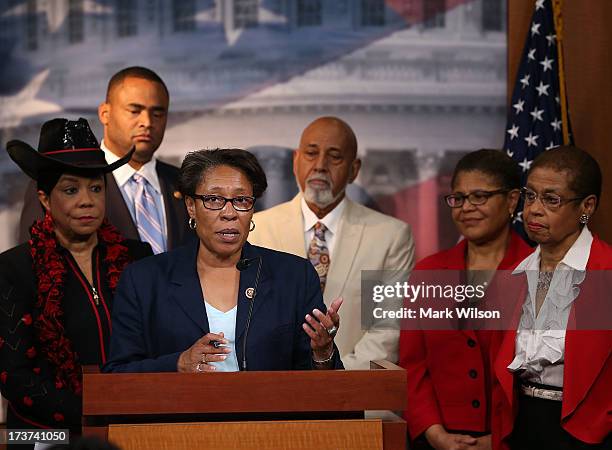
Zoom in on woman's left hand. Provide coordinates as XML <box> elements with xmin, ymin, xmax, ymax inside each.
<box><xmin>473</xmin><ymin>434</ymin><xmax>491</xmax><ymax>450</ymax></box>
<box><xmin>303</xmin><ymin>297</ymin><xmax>343</xmax><ymax>361</ymax></box>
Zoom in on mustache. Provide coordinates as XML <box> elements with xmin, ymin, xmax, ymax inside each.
<box><xmin>306</xmin><ymin>173</ymin><xmax>332</xmax><ymax>184</ymax></box>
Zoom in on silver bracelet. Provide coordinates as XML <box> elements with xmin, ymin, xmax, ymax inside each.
<box><xmin>312</xmin><ymin>348</ymin><xmax>335</xmax><ymax>364</ymax></box>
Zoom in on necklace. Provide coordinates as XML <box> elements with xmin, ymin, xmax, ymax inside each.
<box><xmin>535</xmin><ymin>271</ymin><xmax>553</xmax><ymax>315</ymax></box>
<box><xmin>537</xmin><ymin>271</ymin><xmax>553</xmax><ymax>291</ymax></box>
<box><xmin>65</xmin><ymin>253</ymin><xmax>100</xmax><ymax>306</ymax></box>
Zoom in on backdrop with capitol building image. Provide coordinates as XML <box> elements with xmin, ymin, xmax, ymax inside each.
<box><xmin>0</xmin><ymin>0</ymin><xmax>508</xmax><ymax>261</ymax></box>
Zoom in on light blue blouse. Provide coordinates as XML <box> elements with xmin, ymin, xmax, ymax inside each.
<box><xmin>204</xmin><ymin>302</ymin><xmax>240</xmax><ymax>372</ymax></box>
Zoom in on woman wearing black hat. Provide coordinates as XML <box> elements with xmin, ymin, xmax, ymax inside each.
<box><xmin>0</xmin><ymin>118</ymin><xmax>152</xmax><ymax>443</ymax></box>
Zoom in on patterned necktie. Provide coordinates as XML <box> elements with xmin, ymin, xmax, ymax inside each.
<box><xmin>132</xmin><ymin>173</ymin><xmax>165</xmax><ymax>254</ymax></box>
<box><xmin>308</xmin><ymin>222</ymin><xmax>330</xmax><ymax>293</ymax></box>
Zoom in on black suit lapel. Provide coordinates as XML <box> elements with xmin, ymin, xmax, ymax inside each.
<box><xmin>235</xmin><ymin>244</ymin><xmax>271</xmax><ymax>347</ymax></box>
<box><xmin>156</xmin><ymin>160</ymin><xmax>190</xmax><ymax>250</ymax></box>
<box><xmin>105</xmin><ymin>174</ymin><xmax>138</xmax><ymax>240</ymax></box>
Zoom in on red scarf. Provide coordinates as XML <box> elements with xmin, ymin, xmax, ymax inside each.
<box><xmin>29</xmin><ymin>213</ymin><xmax>130</xmax><ymax>395</ymax></box>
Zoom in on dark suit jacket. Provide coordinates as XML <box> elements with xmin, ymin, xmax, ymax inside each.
<box><xmin>18</xmin><ymin>160</ymin><xmax>191</xmax><ymax>249</ymax></box>
<box><xmin>103</xmin><ymin>241</ymin><xmax>343</xmax><ymax>373</ymax></box>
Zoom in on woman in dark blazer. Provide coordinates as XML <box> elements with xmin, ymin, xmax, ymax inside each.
<box><xmin>399</xmin><ymin>150</ymin><xmax>533</xmax><ymax>450</ymax></box>
<box><xmin>491</xmin><ymin>146</ymin><xmax>611</xmax><ymax>450</ymax></box>
<box><xmin>0</xmin><ymin>118</ymin><xmax>151</xmax><ymax>442</ymax></box>
<box><xmin>104</xmin><ymin>149</ymin><xmax>343</xmax><ymax>374</ymax></box>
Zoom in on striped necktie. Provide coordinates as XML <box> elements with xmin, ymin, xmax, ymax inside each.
<box><xmin>132</xmin><ymin>173</ymin><xmax>165</xmax><ymax>254</ymax></box>
<box><xmin>308</xmin><ymin>222</ymin><xmax>330</xmax><ymax>293</ymax></box>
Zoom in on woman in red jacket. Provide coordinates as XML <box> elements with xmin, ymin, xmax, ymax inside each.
<box><xmin>400</xmin><ymin>149</ymin><xmax>533</xmax><ymax>450</ymax></box>
<box><xmin>491</xmin><ymin>146</ymin><xmax>611</xmax><ymax>450</ymax></box>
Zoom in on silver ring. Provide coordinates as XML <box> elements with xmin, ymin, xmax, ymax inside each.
<box><xmin>326</xmin><ymin>325</ymin><xmax>338</xmax><ymax>337</ymax></box>
<box><xmin>195</xmin><ymin>362</ymin><xmax>204</xmax><ymax>372</ymax></box>
<box><xmin>201</xmin><ymin>353</ymin><xmax>207</xmax><ymax>363</ymax></box>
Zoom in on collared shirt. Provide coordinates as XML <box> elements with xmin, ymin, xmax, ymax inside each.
<box><xmin>101</xmin><ymin>140</ymin><xmax>168</xmax><ymax>251</ymax></box>
<box><xmin>508</xmin><ymin>226</ymin><xmax>593</xmax><ymax>387</ymax></box>
<box><xmin>301</xmin><ymin>196</ymin><xmax>347</xmax><ymax>257</ymax></box>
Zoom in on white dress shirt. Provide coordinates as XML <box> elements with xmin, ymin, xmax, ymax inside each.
<box><xmin>301</xmin><ymin>196</ymin><xmax>347</xmax><ymax>257</ymax></box>
<box><xmin>508</xmin><ymin>226</ymin><xmax>593</xmax><ymax>387</ymax></box>
<box><xmin>101</xmin><ymin>140</ymin><xmax>168</xmax><ymax>251</ymax></box>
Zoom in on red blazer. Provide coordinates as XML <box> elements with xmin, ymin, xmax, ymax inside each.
<box><xmin>399</xmin><ymin>231</ymin><xmax>533</xmax><ymax>439</ymax></box>
<box><xmin>491</xmin><ymin>235</ymin><xmax>612</xmax><ymax>449</ymax></box>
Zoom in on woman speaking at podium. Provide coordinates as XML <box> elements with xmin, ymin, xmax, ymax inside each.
<box><xmin>104</xmin><ymin>149</ymin><xmax>343</xmax><ymax>373</ymax></box>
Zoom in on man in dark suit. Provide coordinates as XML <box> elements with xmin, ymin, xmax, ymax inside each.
<box><xmin>18</xmin><ymin>67</ymin><xmax>190</xmax><ymax>251</ymax></box>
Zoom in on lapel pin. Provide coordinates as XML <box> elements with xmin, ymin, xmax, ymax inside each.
<box><xmin>245</xmin><ymin>287</ymin><xmax>255</xmax><ymax>299</ymax></box>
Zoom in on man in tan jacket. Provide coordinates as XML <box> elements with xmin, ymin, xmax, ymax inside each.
<box><xmin>249</xmin><ymin>116</ymin><xmax>415</xmax><ymax>369</ymax></box>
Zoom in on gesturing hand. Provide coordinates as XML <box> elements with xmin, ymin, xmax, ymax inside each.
<box><xmin>303</xmin><ymin>297</ymin><xmax>343</xmax><ymax>361</ymax></box>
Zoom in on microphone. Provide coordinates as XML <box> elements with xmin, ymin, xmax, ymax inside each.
<box><xmin>236</xmin><ymin>257</ymin><xmax>256</xmax><ymax>272</ymax></box>
<box><xmin>236</xmin><ymin>256</ymin><xmax>262</xmax><ymax>371</ymax></box>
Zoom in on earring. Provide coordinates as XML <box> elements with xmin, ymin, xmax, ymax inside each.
<box><xmin>249</xmin><ymin>220</ymin><xmax>255</xmax><ymax>232</ymax></box>
<box><xmin>579</xmin><ymin>214</ymin><xmax>590</xmax><ymax>225</ymax></box>
<box><xmin>188</xmin><ymin>217</ymin><xmax>197</xmax><ymax>230</ymax></box>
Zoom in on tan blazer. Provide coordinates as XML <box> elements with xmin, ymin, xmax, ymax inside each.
<box><xmin>249</xmin><ymin>194</ymin><xmax>415</xmax><ymax>369</ymax></box>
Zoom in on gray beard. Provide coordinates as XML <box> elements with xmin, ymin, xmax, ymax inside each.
<box><xmin>302</xmin><ymin>184</ymin><xmax>343</xmax><ymax>209</ymax></box>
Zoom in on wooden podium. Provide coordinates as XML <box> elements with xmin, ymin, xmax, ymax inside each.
<box><xmin>82</xmin><ymin>360</ymin><xmax>406</xmax><ymax>450</ymax></box>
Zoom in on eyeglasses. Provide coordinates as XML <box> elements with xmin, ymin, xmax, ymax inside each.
<box><xmin>520</xmin><ymin>187</ymin><xmax>584</xmax><ymax>211</ymax></box>
<box><xmin>444</xmin><ymin>189</ymin><xmax>508</xmax><ymax>208</ymax></box>
<box><xmin>190</xmin><ymin>194</ymin><xmax>256</xmax><ymax>211</ymax></box>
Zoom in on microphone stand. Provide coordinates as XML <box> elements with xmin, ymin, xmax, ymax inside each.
<box><xmin>236</xmin><ymin>257</ymin><xmax>262</xmax><ymax>371</ymax></box>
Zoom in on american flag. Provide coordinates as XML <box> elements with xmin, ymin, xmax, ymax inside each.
<box><xmin>503</xmin><ymin>0</ymin><xmax>571</xmax><ymax>227</ymax></box>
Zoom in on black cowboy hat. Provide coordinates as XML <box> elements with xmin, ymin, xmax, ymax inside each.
<box><xmin>6</xmin><ymin>117</ymin><xmax>133</xmax><ymax>180</ymax></box>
